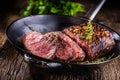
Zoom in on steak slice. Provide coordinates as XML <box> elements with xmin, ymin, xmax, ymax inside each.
<box><xmin>22</xmin><ymin>31</ymin><xmax>43</xmax><ymax>51</ymax></box>
<box><xmin>22</xmin><ymin>31</ymin><xmax>85</xmax><ymax>61</ymax></box>
<box><xmin>55</xmin><ymin>39</ymin><xmax>73</xmax><ymax>61</ymax></box>
<box><xmin>56</xmin><ymin>32</ymin><xmax>85</xmax><ymax>61</ymax></box>
<box><xmin>63</xmin><ymin>23</ymin><xmax>115</xmax><ymax>60</ymax></box>
<box><xmin>22</xmin><ymin>31</ymin><xmax>58</xmax><ymax>59</ymax></box>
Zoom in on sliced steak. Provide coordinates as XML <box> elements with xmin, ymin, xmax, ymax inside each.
<box><xmin>55</xmin><ymin>39</ymin><xmax>73</xmax><ymax>61</ymax></box>
<box><xmin>63</xmin><ymin>23</ymin><xmax>115</xmax><ymax>60</ymax></box>
<box><xmin>56</xmin><ymin>32</ymin><xmax>85</xmax><ymax>61</ymax></box>
<box><xmin>22</xmin><ymin>31</ymin><xmax>43</xmax><ymax>51</ymax></box>
<box><xmin>22</xmin><ymin>31</ymin><xmax>58</xmax><ymax>59</ymax></box>
<box><xmin>23</xmin><ymin>31</ymin><xmax>85</xmax><ymax>61</ymax></box>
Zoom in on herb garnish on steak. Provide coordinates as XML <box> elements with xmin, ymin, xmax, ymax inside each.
<box><xmin>63</xmin><ymin>22</ymin><xmax>115</xmax><ymax>60</ymax></box>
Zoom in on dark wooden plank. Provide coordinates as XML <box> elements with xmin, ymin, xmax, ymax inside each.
<box><xmin>0</xmin><ymin>41</ymin><xmax>32</xmax><ymax>80</ymax></box>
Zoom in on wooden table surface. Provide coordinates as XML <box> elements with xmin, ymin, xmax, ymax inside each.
<box><xmin>0</xmin><ymin>8</ymin><xmax>120</xmax><ymax>80</ymax></box>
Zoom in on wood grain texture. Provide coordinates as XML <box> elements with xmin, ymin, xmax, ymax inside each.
<box><xmin>0</xmin><ymin>41</ymin><xmax>32</xmax><ymax>80</ymax></box>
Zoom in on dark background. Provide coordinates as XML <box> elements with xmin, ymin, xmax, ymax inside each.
<box><xmin>0</xmin><ymin>0</ymin><xmax>119</xmax><ymax>12</ymax></box>
<box><xmin>102</xmin><ymin>0</ymin><xmax>120</xmax><ymax>9</ymax></box>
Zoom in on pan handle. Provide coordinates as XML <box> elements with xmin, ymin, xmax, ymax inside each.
<box><xmin>85</xmin><ymin>0</ymin><xmax>106</xmax><ymax>20</ymax></box>
<box><xmin>23</xmin><ymin>54</ymin><xmax>69</xmax><ymax>69</ymax></box>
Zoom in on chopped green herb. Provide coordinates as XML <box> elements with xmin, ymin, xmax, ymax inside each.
<box><xmin>84</xmin><ymin>53</ymin><xmax>115</xmax><ymax>63</ymax></box>
<box><xmin>81</xmin><ymin>20</ymin><xmax>94</xmax><ymax>40</ymax></box>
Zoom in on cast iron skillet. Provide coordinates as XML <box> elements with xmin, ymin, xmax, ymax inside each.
<box><xmin>6</xmin><ymin>15</ymin><xmax>120</xmax><ymax>70</ymax></box>
<box><xmin>5</xmin><ymin>0</ymin><xmax>120</xmax><ymax>72</ymax></box>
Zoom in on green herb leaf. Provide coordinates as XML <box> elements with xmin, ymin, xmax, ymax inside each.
<box><xmin>21</xmin><ymin>0</ymin><xmax>86</xmax><ymax>16</ymax></box>
<box><xmin>82</xmin><ymin>20</ymin><xmax>94</xmax><ymax>40</ymax></box>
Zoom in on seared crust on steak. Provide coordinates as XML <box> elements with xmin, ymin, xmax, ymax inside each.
<box><xmin>63</xmin><ymin>23</ymin><xmax>115</xmax><ymax>60</ymax></box>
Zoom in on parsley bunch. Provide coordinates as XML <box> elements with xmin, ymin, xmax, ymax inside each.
<box><xmin>21</xmin><ymin>0</ymin><xmax>85</xmax><ymax>16</ymax></box>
